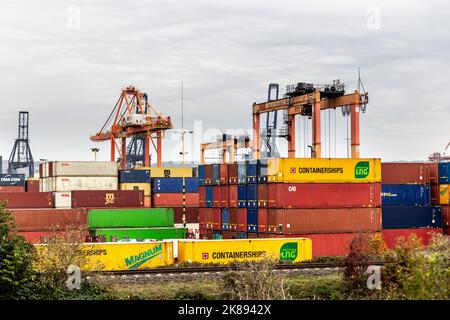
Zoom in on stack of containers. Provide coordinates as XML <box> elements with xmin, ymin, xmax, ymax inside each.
<box><xmin>261</xmin><ymin>158</ymin><xmax>383</xmax><ymax>257</ymax></box>
<box><xmin>147</xmin><ymin>166</ymin><xmax>200</xmax><ymax>238</ymax></box>
<box><xmin>87</xmin><ymin>208</ymin><xmax>187</xmax><ymax>241</ymax></box>
<box><xmin>381</xmin><ymin>162</ymin><xmax>443</xmax><ymax>248</ymax></box>
<box><xmin>438</xmin><ymin>162</ymin><xmax>450</xmax><ymax>235</ymax></box>
<box><xmin>198</xmin><ymin>164</ymin><xmax>213</xmax><ymax>239</ymax></box>
<box><xmin>119</xmin><ymin>169</ymin><xmax>151</xmax><ymax>207</ymax></box>
<box><xmin>0</xmin><ymin>173</ymin><xmax>25</xmax><ymax>193</ymax></box>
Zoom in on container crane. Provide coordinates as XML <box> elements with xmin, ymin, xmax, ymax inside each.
<box><xmin>90</xmin><ymin>86</ymin><xmax>172</xmax><ymax>169</ymax></box>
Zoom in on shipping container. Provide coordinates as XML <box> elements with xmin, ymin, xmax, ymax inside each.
<box><xmin>257</xmin><ymin>183</ymin><xmax>268</xmax><ymax>208</ymax></box>
<box><xmin>144</xmin><ymin>195</ymin><xmax>151</xmax><ymax>208</ymax></box>
<box><xmin>204</xmin><ymin>165</ymin><xmax>213</xmax><ymax>185</ymax></box>
<box><xmin>152</xmin><ymin>193</ymin><xmax>199</xmax><ymax>207</ymax></box>
<box><xmin>213</xmin><ymin>230</ymin><xmax>223</xmax><ymax>239</ymax></box>
<box><xmin>238</xmin><ymin>185</ymin><xmax>247</xmax><ymax>208</ymax></box>
<box><xmin>238</xmin><ymin>162</ymin><xmax>247</xmax><ymax>184</ymax></box>
<box><xmin>88</xmin><ymin>208</ymin><xmax>174</xmax><ymax>228</ymax></box>
<box><xmin>212</xmin><ymin>164</ymin><xmax>220</xmax><ymax>185</ymax></box>
<box><xmin>173</xmin><ymin>207</ymin><xmax>199</xmax><ymax>224</ymax></box>
<box><xmin>119</xmin><ymin>170</ymin><xmax>150</xmax><ymax>183</ymax></box>
<box><xmin>71</xmin><ymin>190</ymin><xmax>144</xmax><ymax>208</ymax></box>
<box><xmin>19</xmin><ymin>231</ymin><xmax>66</xmax><ymax>244</ymax></box>
<box><xmin>267</xmin><ymin>208</ymin><xmax>382</xmax><ymax>234</ymax></box>
<box><xmin>237</xmin><ymin>232</ymin><xmax>247</xmax><ymax>239</ymax></box>
<box><xmin>45</xmin><ymin>176</ymin><xmax>118</xmax><ymax>192</ymax></box>
<box><xmin>438</xmin><ymin>162</ymin><xmax>450</xmax><ymax>184</ymax></box>
<box><xmin>228</xmin><ymin>184</ymin><xmax>238</xmax><ymax>207</ymax></box>
<box><xmin>220</xmin><ymin>185</ymin><xmax>229</xmax><ymax>207</ymax></box>
<box><xmin>91</xmin><ymin>227</ymin><xmax>187</xmax><ymax>240</ymax></box>
<box><xmin>204</xmin><ymin>208</ymin><xmax>214</xmax><ymax>229</ymax></box>
<box><xmin>0</xmin><ymin>192</ymin><xmax>53</xmax><ymax>208</ymax></box>
<box><xmin>212</xmin><ymin>186</ymin><xmax>221</xmax><ymax>207</ymax></box>
<box><xmin>199</xmin><ymin>208</ymin><xmax>206</xmax><ymax>229</ymax></box>
<box><xmin>25</xmin><ymin>179</ymin><xmax>40</xmax><ymax>192</ymax></box>
<box><xmin>54</xmin><ymin>192</ymin><xmax>72</xmax><ymax>208</ymax></box>
<box><xmin>151</xmin><ymin>177</ymin><xmax>198</xmax><ymax>193</ymax></box>
<box><xmin>0</xmin><ymin>186</ymin><xmax>25</xmax><ymax>193</ymax></box>
<box><xmin>174</xmin><ymin>223</ymin><xmax>200</xmax><ymax>239</ymax></box>
<box><xmin>199</xmin><ymin>186</ymin><xmax>206</xmax><ymax>207</ymax></box>
<box><xmin>220</xmin><ymin>208</ymin><xmax>229</xmax><ymax>230</ymax></box>
<box><xmin>221</xmin><ymin>231</ymin><xmax>238</xmax><ymax>239</ymax></box>
<box><xmin>258</xmin><ymin>208</ymin><xmax>268</xmax><ymax>233</ymax></box>
<box><xmin>381</xmin><ymin>184</ymin><xmax>430</xmax><ymax>206</ymax></box>
<box><xmin>49</xmin><ymin>161</ymin><xmax>118</xmax><ymax>177</ymax></box>
<box><xmin>0</xmin><ymin>174</ymin><xmax>25</xmax><ymax>186</ymax></box>
<box><xmin>230</xmin><ymin>208</ymin><xmax>238</xmax><ymax>230</ymax></box>
<box><xmin>381</xmin><ymin>228</ymin><xmax>443</xmax><ymax>248</ymax></box>
<box><xmin>247</xmin><ymin>208</ymin><xmax>258</xmax><ymax>232</ymax></box>
<box><xmin>246</xmin><ymin>183</ymin><xmax>258</xmax><ymax>208</ymax></box>
<box><xmin>198</xmin><ymin>165</ymin><xmax>205</xmax><ymax>186</ymax></box>
<box><xmin>220</xmin><ymin>164</ymin><xmax>228</xmax><ymax>185</ymax></box>
<box><xmin>381</xmin><ymin>162</ymin><xmax>431</xmax><ymax>184</ymax></box>
<box><xmin>246</xmin><ymin>161</ymin><xmax>258</xmax><ymax>184</ymax></box>
<box><xmin>268</xmin><ymin>183</ymin><xmax>381</xmax><ymax>209</ymax></box>
<box><xmin>228</xmin><ymin>163</ymin><xmax>238</xmax><ymax>184</ymax></box>
<box><xmin>205</xmin><ymin>186</ymin><xmax>213</xmax><ymax>208</ymax></box>
<box><xmin>267</xmin><ymin>158</ymin><xmax>381</xmax><ymax>183</ymax></box>
<box><xmin>177</xmin><ymin>238</ymin><xmax>312</xmax><ymax>264</ymax></box>
<box><xmin>236</xmin><ymin>208</ymin><xmax>246</xmax><ymax>232</ymax></box>
<box><xmin>428</xmin><ymin>162</ymin><xmax>439</xmax><ymax>184</ymax></box>
<box><xmin>442</xmin><ymin>206</ymin><xmax>450</xmax><ymax>229</ymax></box>
<box><xmin>431</xmin><ymin>184</ymin><xmax>440</xmax><ymax>205</ymax></box>
<box><xmin>11</xmin><ymin>208</ymin><xmax>87</xmax><ymax>231</ymax></box>
<box><xmin>439</xmin><ymin>184</ymin><xmax>449</xmax><ymax>205</ymax></box>
<box><xmin>199</xmin><ymin>229</ymin><xmax>213</xmax><ymax>240</ymax></box>
<box><xmin>119</xmin><ymin>182</ymin><xmax>151</xmax><ymax>196</ymax></box>
<box><xmin>258</xmin><ymin>159</ymin><xmax>269</xmax><ymax>179</ymax></box>
<box><xmin>139</xmin><ymin>166</ymin><xmax>193</xmax><ymax>178</ymax></box>
<box><xmin>212</xmin><ymin>208</ymin><xmax>221</xmax><ymax>229</ymax></box>
<box><xmin>382</xmin><ymin>206</ymin><xmax>442</xmax><ymax>229</ymax></box>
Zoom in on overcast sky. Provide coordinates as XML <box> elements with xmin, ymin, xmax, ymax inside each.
<box><xmin>0</xmin><ymin>0</ymin><xmax>449</xmax><ymax>166</ymax></box>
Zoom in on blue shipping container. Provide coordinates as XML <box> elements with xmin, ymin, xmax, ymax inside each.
<box><xmin>0</xmin><ymin>174</ymin><xmax>25</xmax><ymax>186</ymax></box>
<box><xmin>381</xmin><ymin>184</ymin><xmax>430</xmax><ymax>206</ymax></box>
<box><xmin>382</xmin><ymin>206</ymin><xmax>442</xmax><ymax>229</ymax></box>
<box><xmin>152</xmin><ymin>177</ymin><xmax>199</xmax><ymax>193</ymax></box>
<box><xmin>246</xmin><ymin>183</ymin><xmax>258</xmax><ymax>208</ymax></box>
<box><xmin>246</xmin><ymin>161</ymin><xmax>258</xmax><ymax>184</ymax></box>
<box><xmin>205</xmin><ymin>186</ymin><xmax>213</xmax><ymax>208</ymax></box>
<box><xmin>221</xmin><ymin>208</ymin><xmax>230</xmax><ymax>230</ymax></box>
<box><xmin>247</xmin><ymin>208</ymin><xmax>258</xmax><ymax>232</ymax></box>
<box><xmin>438</xmin><ymin>162</ymin><xmax>450</xmax><ymax>184</ymax></box>
<box><xmin>198</xmin><ymin>165</ymin><xmax>205</xmax><ymax>186</ymax></box>
<box><xmin>212</xmin><ymin>164</ymin><xmax>220</xmax><ymax>185</ymax></box>
<box><xmin>238</xmin><ymin>162</ymin><xmax>247</xmax><ymax>184</ymax></box>
<box><xmin>238</xmin><ymin>185</ymin><xmax>247</xmax><ymax>208</ymax></box>
<box><xmin>119</xmin><ymin>170</ymin><xmax>150</xmax><ymax>183</ymax></box>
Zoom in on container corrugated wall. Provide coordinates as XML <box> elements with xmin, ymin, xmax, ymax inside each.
<box><xmin>91</xmin><ymin>227</ymin><xmax>187</xmax><ymax>240</ymax></box>
<box><xmin>88</xmin><ymin>208</ymin><xmax>174</xmax><ymax>228</ymax></box>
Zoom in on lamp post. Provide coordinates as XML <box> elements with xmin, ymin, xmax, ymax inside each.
<box><xmin>91</xmin><ymin>148</ymin><xmax>99</xmax><ymax>161</ymax></box>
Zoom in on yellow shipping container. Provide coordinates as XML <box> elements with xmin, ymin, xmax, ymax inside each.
<box><xmin>267</xmin><ymin>158</ymin><xmax>381</xmax><ymax>183</ymax></box>
<box><xmin>439</xmin><ymin>184</ymin><xmax>449</xmax><ymax>205</ymax></box>
<box><xmin>177</xmin><ymin>238</ymin><xmax>312</xmax><ymax>264</ymax></box>
<box><xmin>119</xmin><ymin>182</ymin><xmax>151</xmax><ymax>196</ymax></box>
<box><xmin>137</xmin><ymin>167</ymin><xmax>193</xmax><ymax>178</ymax></box>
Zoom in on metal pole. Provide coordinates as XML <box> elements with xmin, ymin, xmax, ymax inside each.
<box><xmin>181</xmin><ymin>80</ymin><xmax>186</xmax><ymax>229</ymax></box>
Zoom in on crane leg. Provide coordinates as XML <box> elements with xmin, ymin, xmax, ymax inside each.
<box><xmin>157</xmin><ymin>131</ymin><xmax>162</xmax><ymax>167</ymax></box>
<box><xmin>253</xmin><ymin>114</ymin><xmax>260</xmax><ymax>159</ymax></box>
<box><xmin>313</xmin><ymin>100</ymin><xmax>321</xmax><ymax>158</ymax></box>
<box><xmin>121</xmin><ymin>137</ymin><xmax>126</xmax><ymax>169</ymax></box>
<box><xmin>145</xmin><ymin>134</ymin><xmax>150</xmax><ymax>167</ymax></box>
<box><xmin>350</xmin><ymin>103</ymin><xmax>360</xmax><ymax>158</ymax></box>
<box><xmin>110</xmin><ymin>137</ymin><xmax>115</xmax><ymax>162</ymax></box>
<box><xmin>288</xmin><ymin>115</ymin><xmax>296</xmax><ymax>158</ymax></box>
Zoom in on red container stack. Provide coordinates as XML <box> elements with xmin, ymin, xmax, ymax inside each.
<box><xmin>71</xmin><ymin>190</ymin><xmax>144</xmax><ymax>208</ymax></box>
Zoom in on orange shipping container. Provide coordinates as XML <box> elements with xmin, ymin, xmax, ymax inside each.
<box><xmin>152</xmin><ymin>193</ymin><xmax>199</xmax><ymax>207</ymax></box>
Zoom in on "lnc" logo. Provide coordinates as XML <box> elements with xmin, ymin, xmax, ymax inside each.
<box><xmin>355</xmin><ymin>161</ymin><xmax>370</xmax><ymax>179</ymax></box>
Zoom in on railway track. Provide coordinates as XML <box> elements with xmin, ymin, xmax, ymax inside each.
<box><xmin>100</xmin><ymin>261</ymin><xmax>385</xmax><ymax>276</ymax></box>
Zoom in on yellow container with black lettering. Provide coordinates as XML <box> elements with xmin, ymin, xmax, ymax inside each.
<box><xmin>119</xmin><ymin>183</ymin><xmax>151</xmax><ymax>196</ymax></box>
<box><xmin>177</xmin><ymin>238</ymin><xmax>312</xmax><ymax>264</ymax></box>
<box><xmin>439</xmin><ymin>184</ymin><xmax>449</xmax><ymax>205</ymax></box>
<box><xmin>267</xmin><ymin>158</ymin><xmax>381</xmax><ymax>183</ymax></box>
<box><xmin>137</xmin><ymin>167</ymin><xmax>193</xmax><ymax>178</ymax></box>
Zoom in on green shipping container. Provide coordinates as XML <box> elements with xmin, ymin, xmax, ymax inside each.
<box><xmin>88</xmin><ymin>208</ymin><xmax>174</xmax><ymax>228</ymax></box>
<box><xmin>91</xmin><ymin>227</ymin><xmax>187</xmax><ymax>240</ymax></box>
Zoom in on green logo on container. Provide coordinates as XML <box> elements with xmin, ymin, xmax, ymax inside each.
<box><xmin>280</xmin><ymin>242</ymin><xmax>298</xmax><ymax>261</ymax></box>
<box><xmin>124</xmin><ymin>243</ymin><xmax>162</xmax><ymax>269</ymax></box>
<box><xmin>355</xmin><ymin>161</ymin><xmax>370</xmax><ymax>179</ymax></box>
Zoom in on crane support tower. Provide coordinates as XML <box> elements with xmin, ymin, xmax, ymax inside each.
<box><xmin>8</xmin><ymin>111</ymin><xmax>34</xmax><ymax>177</ymax></box>
<box><xmin>90</xmin><ymin>86</ymin><xmax>172</xmax><ymax>169</ymax></box>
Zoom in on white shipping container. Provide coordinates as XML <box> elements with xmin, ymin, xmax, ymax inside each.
<box><xmin>39</xmin><ymin>177</ymin><xmax>50</xmax><ymax>192</ymax></box>
<box><xmin>50</xmin><ymin>161</ymin><xmax>118</xmax><ymax>177</ymax></box>
<box><xmin>54</xmin><ymin>192</ymin><xmax>72</xmax><ymax>208</ymax></box>
<box><xmin>174</xmin><ymin>223</ymin><xmax>200</xmax><ymax>239</ymax></box>
<box><xmin>49</xmin><ymin>176</ymin><xmax>118</xmax><ymax>192</ymax></box>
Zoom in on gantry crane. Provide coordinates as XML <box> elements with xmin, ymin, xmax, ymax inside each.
<box><xmin>90</xmin><ymin>86</ymin><xmax>172</xmax><ymax>169</ymax></box>
<box><xmin>8</xmin><ymin>111</ymin><xmax>34</xmax><ymax>177</ymax></box>
<box><xmin>200</xmin><ymin>134</ymin><xmax>253</xmax><ymax>164</ymax></box>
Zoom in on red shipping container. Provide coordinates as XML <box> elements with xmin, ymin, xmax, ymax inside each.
<box><xmin>0</xmin><ymin>192</ymin><xmax>53</xmax><ymax>208</ymax></box>
<box><xmin>199</xmin><ymin>228</ymin><xmax>213</xmax><ymax>239</ymax></box>
<box><xmin>268</xmin><ymin>183</ymin><xmax>381</xmax><ymax>209</ymax></box>
<box><xmin>381</xmin><ymin>162</ymin><xmax>431</xmax><ymax>184</ymax></box>
<box><xmin>11</xmin><ymin>208</ymin><xmax>88</xmax><ymax>231</ymax></box>
<box><xmin>199</xmin><ymin>208</ymin><xmax>206</xmax><ymax>229</ymax></box>
<box><xmin>204</xmin><ymin>165</ymin><xmax>213</xmax><ymax>185</ymax></box>
<box><xmin>220</xmin><ymin>164</ymin><xmax>229</xmax><ymax>185</ymax></box>
<box><xmin>228</xmin><ymin>163</ymin><xmax>238</xmax><ymax>184</ymax></box>
<box><xmin>220</xmin><ymin>185</ymin><xmax>229</xmax><ymax>207</ymax></box>
<box><xmin>431</xmin><ymin>184</ymin><xmax>439</xmax><ymax>205</ymax></box>
<box><xmin>230</xmin><ymin>208</ymin><xmax>238</xmax><ymax>231</ymax></box>
<box><xmin>228</xmin><ymin>185</ymin><xmax>238</xmax><ymax>207</ymax></box>
<box><xmin>72</xmin><ymin>190</ymin><xmax>144</xmax><ymax>208</ymax></box>
<box><xmin>213</xmin><ymin>208</ymin><xmax>221</xmax><ymax>230</ymax></box>
<box><xmin>257</xmin><ymin>184</ymin><xmax>268</xmax><ymax>207</ymax></box>
<box><xmin>144</xmin><ymin>195</ymin><xmax>151</xmax><ymax>208</ymax></box>
<box><xmin>428</xmin><ymin>162</ymin><xmax>439</xmax><ymax>184</ymax></box>
<box><xmin>212</xmin><ymin>186</ymin><xmax>221</xmax><ymax>207</ymax></box>
<box><xmin>236</xmin><ymin>208</ymin><xmax>246</xmax><ymax>232</ymax></box>
<box><xmin>152</xmin><ymin>193</ymin><xmax>199</xmax><ymax>207</ymax></box>
<box><xmin>0</xmin><ymin>186</ymin><xmax>25</xmax><ymax>193</ymax></box>
<box><xmin>199</xmin><ymin>186</ymin><xmax>206</xmax><ymax>207</ymax></box>
<box><xmin>381</xmin><ymin>228</ymin><xmax>443</xmax><ymax>248</ymax></box>
<box><xmin>204</xmin><ymin>208</ymin><xmax>214</xmax><ymax>229</ymax></box>
<box><xmin>26</xmin><ymin>179</ymin><xmax>40</xmax><ymax>192</ymax></box>
<box><xmin>258</xmin><ymin>208</ymin><xmax>268</xmax><ymax>233</ymax></box>
<box><xmin>222</xmin><ymin>231</ymin><xmax>238</xmax><ymax>239</ymax></box>
<box><xmin>267</xmin><ymin>208</ymin><xmax>381</xmax><ymax>234</ymax></box>
<box><xmin>173</xmin><ymin>207</ymin><xmax>199</xmax><ymax>223</ymax></box>
<box><xmin>442</xmin><ymin>206</ymin><xmax>450</xmax><ymax>229</ymax></box>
